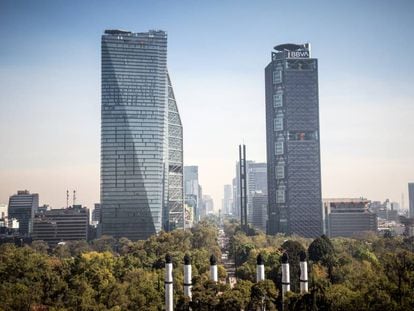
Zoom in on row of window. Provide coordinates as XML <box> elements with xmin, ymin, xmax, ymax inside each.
<box><xmin>273</xmin><ymin>91</ymin><xmax>283</xmax><ymax>107</ymax></box>
<box><xmin>274</xmin><ymin>117</ymin><xmax>283</xmax><ymax>131</ymax></box>
<box><xmin>273</xmin><ymin>70</ymin><xmax>282</xmax><ymax>84</ymax></box>
<box><xmin>276</xmin><ymin>185</ymin><xmax>286</xmax><ymax>203</ymax></box>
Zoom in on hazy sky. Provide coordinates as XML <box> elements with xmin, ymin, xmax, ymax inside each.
<box><xmin>0</xmin><ymin>0</ymin><xmax>413</xmax><ymax>211</ymax></box>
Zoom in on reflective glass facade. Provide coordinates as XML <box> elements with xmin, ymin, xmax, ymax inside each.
<box><xmin>167</xmin><ymin>74</ymin><xmax>184</xmax><ymax>229</ymax></box>
<box><xmin>101</xmin><ymin>30</ymin><xmax>183</xmax><ymax>240</ymax></box>
<box><xmin>265</xmin><ymin>43</ymin><xmax>323</xmax><ymax>237</ymax></box>
<box><xmin>8</xmin><ymin>190</ymin><xmax>39</xmax><ymax>236</ymax></box>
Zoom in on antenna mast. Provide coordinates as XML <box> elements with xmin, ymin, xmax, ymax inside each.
<box><xmin>73</xmin><ymin>190</ymin><xmax>76</xmax><ymax>206</ymax></box>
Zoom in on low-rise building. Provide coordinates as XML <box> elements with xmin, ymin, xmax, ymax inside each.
<box><xmin>32</xmin><ymin>205</ymin><xmax>89</xmax><ymax>246</ymax></box>
<box><xmin>324</xmin><ymin>198</ymin><xmax>377</xmax><ymax>238</ymax></box>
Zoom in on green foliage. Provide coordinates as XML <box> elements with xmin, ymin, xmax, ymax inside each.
<box><xmin>1</xmin><ymin>221</ymin><xmax>414</xmax><ymax>310</ymax></box>
<box><xmin>308</xmin><ymin>235</ymin><xmax>334</xmax><ymax>263</ymax></box>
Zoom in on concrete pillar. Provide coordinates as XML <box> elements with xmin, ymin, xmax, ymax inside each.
<box><xmin>210</xmin><ymin>254</ymin><xmax>218</xmax><ymax>282</ymax></box>
<box><xmin>256</xmin><ymin>253</ymin><xmax>265</xmax><ymax>282</ymax></box>
<box><xmin>281</xmin><ymin>252</ymin><xmax>290</xmax><ymax>298</ymax></box>
<box><xmin>184</xmin><ymin>254</ymin><xmax>192</xmax><ymax>299</ymax></box>
<box><xmin>165</xmin><ymin>254</ymin><xmax>173</xmax><ymax>311</ymax></box>
<box><xmin>299</xmin><ymin>251</ymin><xmax>308</xmax><ymax>294</ymax></box>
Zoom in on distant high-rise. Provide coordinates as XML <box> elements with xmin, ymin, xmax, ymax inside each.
<box><xmin>0</xmin><ymin>203</ymin><xmax>7</xmax><ymax>219</ymax></box>
<box><xmin>233</xmin><ymin>161</ymin><xmax>267</xmax><ymax>226</ymax></box>
<box><xmin>409</xmin><ymin>183</ymin><xmax>414</xmax><ymax>218</ymax></box>
<box><xmin>265</xmin><ymin>43</ymin><xmax>323</xmax><ymax>237</ymax></box>
<box><xmin>8</xmin><ymin>190</ymin><xmax>39</xmax><ymax>236</ymax></box>
<box><xmin>252</xmin><ymin>193</ymin><xmax>268</xmax><ymax>232</ymax></box>
<box><xmin>101</xmin><ymin>29</ymin><xmax>183</xmax><ymax>240</ymax></box>
<box><xmin>184</xmin><ymin>166</ymin><xmax>200</xmax><ymax>221</ymax></box>
<box><xmin>92</xmin><ymin>203</ymin><xmax>101</xmax><ymax>223</ymax></box>
<box><xmin>247</xmin><ymin>162</ymin><xmax>267</xmax><ymax>223</ymax></box>
<box><xmin>203</xmin><ymin>195</ymin><xmax>214</xmax><ymax>215</ymax></box>
<box><xmin>222</xmin><ymin>184</ymin><xmax>232</xmax><ymax>215</ymax></box>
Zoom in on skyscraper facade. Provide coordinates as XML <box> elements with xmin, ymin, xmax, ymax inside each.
<box><xmin>233</xmin><ymin>161</ymin><xmax>267</xmax><ymax>225</ymax></box>
<box><xmin>8</xmin><ymin>190</ymin><xmax>39</xmax><ymax>236</ymax></box>
<box><xmin>409</xmin><ymin>183</ymin><xmax>414</xmax><ymax>218</ymax></box>
<box><xmin>265</xmin><ymin>43</ymin><xmax>323</xmax><ymax>237</ymax></box>
<box><xmin>222</xmin><ymin>184</ymin><xmax>232</xmax><ymax>215</ymax></box>
<box><xmin>101</xmin><ymin>29</ymin><xmax>183</xmax><ymax>240</ymax></box>
<box><xmin>167</xmin><ymin>74</ymin><xmax>184</xmax><ymax>230</ymax></box>
<box><xmin>184</xmin><ymin>166</ymin><xmax>200</xmax><ymax>221</ymax></box>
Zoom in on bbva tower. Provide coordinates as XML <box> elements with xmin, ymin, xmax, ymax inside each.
<box><xmin>100</xmin><ymin>30</ymin><xmax>184</xmax><ymax>240</ymax></box>
<box><xmin>265</xmin><ymin>43</ymin><xmax>323</xmax><ymax>238</ymax></box>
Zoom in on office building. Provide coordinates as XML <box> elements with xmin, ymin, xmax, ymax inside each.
<box><xmin>203</xmin><ymin>195</ymin><xmax>214</xmax><ymax>215</ymax></box>
<box><xmin>92</xmin><ymin>203</ymin><xmax>101</xmax><ymax>224</ymax></box>
<box><xmin>369</xmin><ymin>199</ymin><xmax>399</xmax><ymax>221</ymax></box>
<box><xmin>265</xmin><ymin>43</ymin><xmax>323</xmax><ymax>237</ymax></box>
<box><xmin>166</xmin><ymin>74</ymin><xmax>184</xmax><ymax>230</ymax></box>
<box><xmin>409</xmin><ymin>183</ymin><xmax>414</xmax><ymax>218</ymax></box>
<box><xmin>222</xmin><ymin>184</ymin><xmax>232</xmax><ymax>215</ymax></box>
<box><xmin>252</xmin><ymin>193</ymin><xmax>268</xmax><ymax>232</ymax></box>
<box><xmin>8</xmin><ymin>190</ymin><xmax>39</xmax><ymax>236</ymax></box>
<box><xmin>231</xmin><ymin>177</ymin><xmax>237</xmax><ymax>217</ymax></box>
<box><xmin>100</xmin><ymin>29</ymin><xmax>183</xmax><ymax>240</ymax></box>
<box><xmin>247</xmin><ymin>162</ymin><xmax>267</xmax><ymax>223</ymax></box>
<box><xmin>0</xmin><ymin>203</ymin><xmax>7</xmax><ymax>220</ymax></box>
<box><xmin>184</xmin><ymin>166</ymin><xmax>200</xmax><ymax>221</ymax></box>
<box><xmin>32</xmin><ymin>205</ymin><xmax>89</xmax><ymax>247</ymax></box>
<box><xmin>233</xmin><ymin>161</ymin><xmax>267</xmax><ymax>223</ymax></box>
<box><xmin>324</xmin><ymin>198</ymin><xmax>377</xmax><ymax>237</ymax></box>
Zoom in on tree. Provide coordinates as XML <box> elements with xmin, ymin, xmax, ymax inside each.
<box><xmin>308</xmin><ymin>235</ymin><xmax>334</xmax><ymax>263</ymax></box>
<box><xmin>308</xmin><ymin>235</ymin><xmax>336</xmax><ymax>283</ymax></box>
<box><xmin>249</xmin><ymin>280</ymin><xmax>278</xmax><ymax>311</ymax></box>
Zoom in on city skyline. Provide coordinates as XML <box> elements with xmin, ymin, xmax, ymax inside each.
<box><xmin>1</xmin><ymin>0</ymin><xmax>414</xmax><ymax>211</ymax></box>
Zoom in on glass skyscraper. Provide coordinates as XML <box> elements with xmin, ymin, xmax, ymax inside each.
<box><xmin>8</xmin><ymin>190</ymin><xmax>39</xmax><ymax>236</ymax></box>
<box><xmin>101</xmin><ymin>29</ymin><xmax>183</xmax><ymax>240</ymax></box>
<box><xmin>265</xmin><ymin>43</ymin><xmax>323</xmax><ymax>237</ymax></box>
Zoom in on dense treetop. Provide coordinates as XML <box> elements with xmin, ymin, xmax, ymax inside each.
<box><xmin>0</xmin><ymin>218</ymin><xmax>413</xmax><ymax>310</ymax></box>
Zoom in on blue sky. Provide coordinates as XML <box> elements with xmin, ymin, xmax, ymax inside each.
<box><xmin>1</xmin><ymin>0</ymin><xmax>413</xmax><ymax>210</ymax></box>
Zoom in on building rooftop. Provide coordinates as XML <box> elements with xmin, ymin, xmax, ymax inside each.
<box><xmin>274</xmin><ymin>43</ymin><xmax>309</xmax><ymax>52</ymax></box>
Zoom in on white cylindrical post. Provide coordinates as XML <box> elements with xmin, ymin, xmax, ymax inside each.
<box><xmin>184</xmin><ymin>254</ymin><xmax>192</xmax><ymax>299</ymax></box>
<box><xmin>165</xmin><ymin>254</ymin><xmax>173</xmax><ymax>311</ymax></box>
<box><xmin>256</xmin><ymin>254</ymin><xmax>265</xmax><ymax>282</ymax></box>
<box><xmin>210</xmin><ymin>254</ymin><xmax>218</xmax><ymax>282</ymax></box>
<box><xmin>281</xmin><ymin>252</ymin><xmax>290</xmax><ymax>298</ymax></box>
<box><xmin>299</xmin><ymin>251</ymin><xmax>308</xmax><ymax>294</ymax></box>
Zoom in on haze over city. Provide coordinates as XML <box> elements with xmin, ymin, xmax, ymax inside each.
<box><xmin>1</xmin><ymin>0</ymin><xmax>413</xmax><ymax>211</ymax></box>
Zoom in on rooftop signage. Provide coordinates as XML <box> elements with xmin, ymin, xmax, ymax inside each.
<box><xmin>287</xmin><ymin>50</ymin><xmax>310</xmax><ymax>58</ymax></box>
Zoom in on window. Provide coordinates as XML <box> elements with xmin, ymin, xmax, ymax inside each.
<box><xmin>288</xmin><ymin>131</ymin><xmax>318</xmax><ymax>141</ymax></box>
<box><xmin>273</xmin><ymin>70</ymin><xmax>282</xmax><ymax>84</ymax></box>
<box><xmin>275</xmin><ymin>142</ymin><xmax>284</xmax><ymax>155</ymax></box>
<box><xmin>276</xmin><ymin>186</ymin><xmax>286</xmax><ymax>203</ymax></box>
<box><xmin>274</xmin><ymin>117</ymin><xmax>283</xmax><ymax>131</ymax></box>
<box><xmin>273</xmin><ymin>91</ymin><xmax>283</xmax><ymax>107</ymax></box>
<box><xmin>276</xmin><ymin>164</ymin><xmax>285</xmax><ymax>179</ymax></box>
<box><xmin>286</xmin><ymin>59</ymin><xmax>316</xmax><ymax>70</ymax></box>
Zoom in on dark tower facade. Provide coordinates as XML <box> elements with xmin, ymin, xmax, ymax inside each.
<box><xmin>265</xmin><ymin>43</ymin><xmax>323</xmax><ymax>237</ymax></box>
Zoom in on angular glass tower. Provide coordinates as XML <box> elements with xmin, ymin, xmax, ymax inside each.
<box><xmin>101</xmin><ymin>30</ymin><xmax>183</xmax><ymax>240</ymax></box>
<box><xmin>167</xmin><ymin>73</ymin><xmax>184</xmax><ymax>230</ymax></box>
<box><xmin>265</xmin><ymin>43</ymin><xmax>323</xmax><ymax>237</ymax></box>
